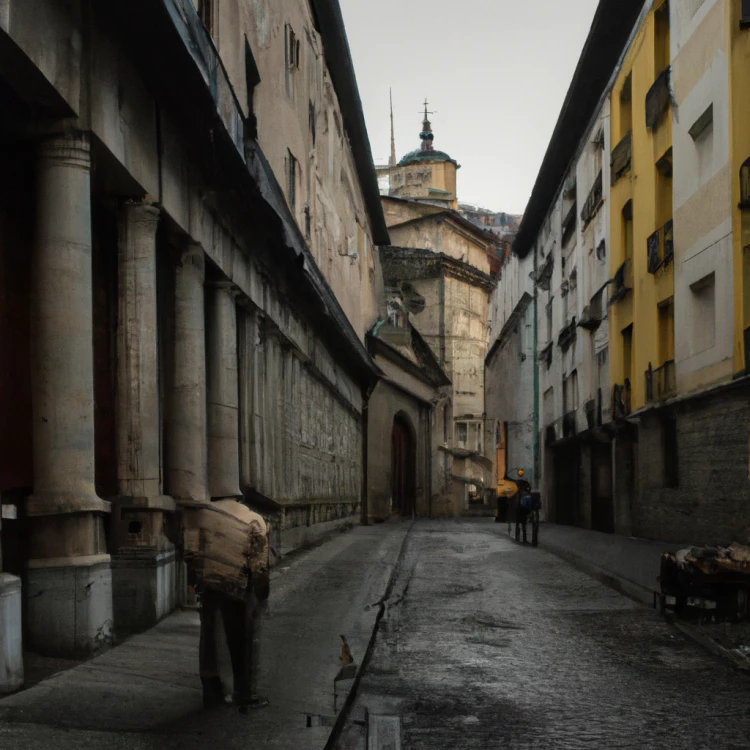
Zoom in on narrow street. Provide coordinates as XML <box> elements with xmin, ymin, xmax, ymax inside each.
<box><xmin>0</xmin><ymin>523</ymin><xmax>410</xmax><ymax>750</ymax></box>
<box><xmin>337</xmin><ymin>519</ymin><xmax>750</xmax><ymax>750</ymax></box>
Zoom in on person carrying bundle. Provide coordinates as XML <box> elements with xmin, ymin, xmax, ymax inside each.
<box><xmin>181</xmin><ymin>500</ymin><xmax>270</xmax><ymax>713</ymax></box>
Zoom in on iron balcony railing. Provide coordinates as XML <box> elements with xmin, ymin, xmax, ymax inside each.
<box><xmin>647</xmin><ymin>219</ymin><xmax>674</xmax><ymax>273</ymax></box>
<box><xmin>608</xmin><ymin>258</ymin><xmax>633</xmax><ymax>305</ymax></box>
<box><xmin>611</xmin><ymin>131</ymin><xmax>632</xmax><ymax>184</ymax></box>
<box><xmin>646</xmin><ymin>67</ymin><xmax>671</xmax><ymax>130</ymax></box>
<box><xmin>645</xmin><ymin>360</ymin><xmax>676</xmax><ymax>402</ymax></box>
<box><xmin>581</xmin><ymin>170</ymin><xmax>603</xmax><ymax>226</ymax></box>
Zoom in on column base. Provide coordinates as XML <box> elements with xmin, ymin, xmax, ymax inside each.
<box><xmin>0</xmin><ymin>574</ymin><xmax>23</xmax><ymax>694</ymax></box>
<box><xmin>26</xmin><ymin>555</ymin><xmax>114</xmax><ymax>658</ymax></box>
<box><xmin>111</xmin><ymin>548</ymin><xmax>178</xmax><ymax>635</ymax></box>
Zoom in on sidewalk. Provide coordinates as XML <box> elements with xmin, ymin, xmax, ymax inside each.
<box><xmin>539</xmin><ymin>523</ymin><xmax>683</xmax><ymax>605</ymax></box>
<box><xmin>0</xmin><ymin>521</ymin><xmax>411</xmax><ymax>750</ymax></box>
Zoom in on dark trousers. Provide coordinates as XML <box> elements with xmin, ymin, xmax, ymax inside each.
<box><xmin>515</xmin><ymin>507</ymin><xmax>530</xmax><ymax>542</ymax></box>
<box><xmin>199</xmin><ymin>588</ymin><xmax>257</xmax><ymax>703</ymax></box>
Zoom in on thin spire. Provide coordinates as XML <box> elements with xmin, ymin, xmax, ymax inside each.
<box><xmin>389</xmin><ymin>88</ymin><xmax>397</xmax><ymax>168</ymax></box>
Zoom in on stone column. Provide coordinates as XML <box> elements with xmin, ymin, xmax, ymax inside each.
<box><xmin>206</xmin><ymin>283</ymin><xmax>243</xmax><ymax>500</ymax></box>
<box><xmin>167</xmin><ymin>245</ymin><xmax>209</xmax><ymax>505</ymax></box>
<box><xmin>0</xmin><ymin>503</ymin><xmax>23</xmax><ymax>693</ymax></box>
<box><xmin>27</xmin><ymin>131</ymin><xmax>113</xmax><ymax>658</ymax></box>
<box><xmin>111</xmin><ymin>201</ymin><xmax>176</xmax><ymax>634</ymax></box>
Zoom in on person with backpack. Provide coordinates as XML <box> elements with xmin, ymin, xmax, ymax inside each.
<box><xmin>515</xmin><ymin>471</ymin><xmax>533</xmax><ymax>545</ymax></box>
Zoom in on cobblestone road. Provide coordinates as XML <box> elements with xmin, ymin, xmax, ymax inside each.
<box><xmin>337</xmin><ymin>519</ymin><xmax>750</xmax><ymax>750</ymax></box>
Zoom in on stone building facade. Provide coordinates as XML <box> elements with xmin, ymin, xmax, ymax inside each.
<box><xmin>498</xmin><ymin>0</ymin><xmax>750</xmax><ymax>549</ymax></box>
<box><xmin>0</xmin><ymin>0</ymin><xmax>389</xmax><ymax>692</ymax></box>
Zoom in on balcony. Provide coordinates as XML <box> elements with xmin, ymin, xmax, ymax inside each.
<box><xmin>581</xmin><ymin>170</ymin><xmax>603</xmax><ymax>226</ymax></box>
<box><xmin>611</xmin><ymin>131</ymin><xmax>632</xmax><ymax>184</ymax></box>
<box><xmin>646</xmin><ymin>67</ymin><xmax>671</xmax><ymax>130</ymax></box>
<box><xmin>557</xmin><ymin>318</ymin><xmax>578</xmax><ymax>352</ymax></box>
<box><xmin>608</xmin><ymin>259</ymin><xmax>632</xmax><ymax>306</ymax></box>
<box><xmin>647</xmin><ymin>220</ymin><xmax>674</xmax><ymax>273</ymax></box>
<box><xmin>645</xmin><ymin>360</ymin><xmax>676</xmax><ymax>402</ymax></box>
<box><xmin>533</xmin><ymin>254</ymin><xmax>554</xmax><ymax>291</ymax></box>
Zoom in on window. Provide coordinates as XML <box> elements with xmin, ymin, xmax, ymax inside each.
<box><xmin>654</xmin><ymin>2</ymin><xmax>670</xmax><ymax>75</ymax></box>
<box><xmin>658</xmin><ymin>298</ymin><xmax>675</xmax><ymax>364</ymax></box>
<box><xmin>690</xmin><ymin>105</ymin><xmax>714</xmax><ymax>186</ymax></box>
<box><xmin>690</xmin><ymin>273</ymin><xmax>716</xmax><ymax>354</ymax></box>
<box><xmin>622</xmin><ymin>201</ymin><xmax>634</xmax><ymax>262</ymax></box>
<box><xmin>663</xmin><ymin>415</ymin><xmax>678</xmax><ymax>488</ymax></box>
<box><xmin>286</xmin><ymin>150</ymin><xmax>298</xmax><ymax>210</ymax></box>
<box><xmin>543</xmin><ymin>387</ymin><xmax>555</xmax><ymax>427</ymax></box>
<box><xmin>655</xmin><ymin>150</ymin><xmax>673</xmax><ymax>228</ymax></box>
<box><xmin>622</xmin><ymin>324</ymin><xmax>633</xmax><ymax>385</ymax></box>
<box><xmin>742</xmin><ymin>0</ymin><xmax>750</xmax><ymax>27</ymax></box>
<box><xmin>563</xmin><ymin>370</ymin><xmax>579</xmax><ymax>413</ymax></box>
<box><xmin>740</xmin><ymin>157</ymin><xmax>750</xmax><ymax>206</ymax></box>
<box><xmin>286</xmin><ymin>24</ymin><xmax>301</xmax><ymax>70</ymax></box>
<box><xmin>546</xmin><ymin>297</ymin><xmax>553</xmax><ymax>344</ymax></box>
<box><xmin>309</xmin><ymin>101</ymin><xmax>317</xmax><ymax>147</ymax></box>
<box><xmin>244</xmin><ymin>37</ymin><xmax>262</xmax><ymax>141</ymax></box>
<box><xmin>456</xmin><ymin>422</ymin><xmax>468</xmax><ymax>448</ymax></box>
<box><xmin>619</xmin><ymin>72</ymin><xmax>632</xmax><ymax>141</ymax></box>
<box><xmin>197</xmin><ymin>0</ymin><xmax>214</xmax><ymax>36</ymax></box>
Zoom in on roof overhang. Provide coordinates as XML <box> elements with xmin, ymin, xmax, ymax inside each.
<box><xmin>513</xmin><ymin>0</ymin><xmax>647</xmax><ymax>259</ymax></box>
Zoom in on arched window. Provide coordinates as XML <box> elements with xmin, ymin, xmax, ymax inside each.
<box><xmin>740</xmin><ymin>158</ymin><xmax>750</xmax><ymax>207</ymax></box>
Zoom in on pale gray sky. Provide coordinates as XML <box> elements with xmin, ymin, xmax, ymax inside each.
<box><xmin>339</xmin><ymin>0</ymin><xmax>600</xmax><ymax>214</ymax></box>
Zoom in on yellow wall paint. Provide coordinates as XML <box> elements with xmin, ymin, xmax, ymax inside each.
<box><xmin>609</xmin><ymin>3</ymin><xmax>675</xmax><ymax>411</ymax></box>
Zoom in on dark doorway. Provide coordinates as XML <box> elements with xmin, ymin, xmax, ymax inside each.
<box><xmin>554</xmin><ymin>441</ymin><xmax>581</xmax><ymax>526</ymax></box>
<box><xmin>591</xmin><ymin>440</ymin><xmax>614</xmax><ymax>533</ymax></box>
<box><xmin>391</xmin><ymin>413</ymin><xmax>416</xmax><ymax>516</ymax></box>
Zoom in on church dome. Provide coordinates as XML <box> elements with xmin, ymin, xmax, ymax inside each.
<box><xmin>398</xmin><ymin>106</ymin><xmax>459</xmax><ymax>168</ymax></box>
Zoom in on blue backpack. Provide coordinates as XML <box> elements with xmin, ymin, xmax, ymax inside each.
<box><xmin>520</xmin><ymin>494</ymin><xmax>532</xmax><ymax>511</ymax></box>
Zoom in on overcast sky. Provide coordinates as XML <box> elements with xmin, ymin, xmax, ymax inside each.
<box><xmin>339</xmin><ymin>0</ymin><xmax>600</xmax><ymax>214</ymax></box>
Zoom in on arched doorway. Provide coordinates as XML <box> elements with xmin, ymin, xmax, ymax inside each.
<box><xmin>391</xmin><ymin>412</ymin><xmax>416</xmax><ymax>516</ymax></box>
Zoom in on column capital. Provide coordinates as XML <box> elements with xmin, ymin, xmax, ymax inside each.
<box><xmin>179</xmin><ymin>244</ymin><xmax>205</xmax><ymax>279</ymax></box>
<box><xmin>206</xmin><ymin>280</ymin><xmax>242</xmax><ymax>298</ymax></box>
<box><xmin>37</xmin><ymin>131</ymin><xmax>91</xmax><ymax>172</ymax></box>
<box><xmin>121</xmin><ymin>200</ymin><xmax>160</xmax><ymax>224</ymax></box>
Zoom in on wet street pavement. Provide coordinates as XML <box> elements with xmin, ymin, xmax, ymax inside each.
<box><xmin>336</xmin><ymin>519</ymin><xmax>750</xmax><ymax>750</ymax></box>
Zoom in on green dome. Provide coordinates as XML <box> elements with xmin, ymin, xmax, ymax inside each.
<box><xmin>399</xmin><ymin>149</ymin><xmax>458</xmax><ymax>167</ymax></box>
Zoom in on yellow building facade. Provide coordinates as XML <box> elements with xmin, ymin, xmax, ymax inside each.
<box><xmin>607</xmin><ymin>0</ymin><xmax>750</xmax><ymax>545</ymax></box>
<box><xmin>609</xmin><ymin>0</ymin><xmax>674</xmax><ymax>412</ymax></box>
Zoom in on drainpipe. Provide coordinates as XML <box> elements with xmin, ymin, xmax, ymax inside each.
<box><xmin>533</xmin><ymin>251</ymin><xmax>540</xmax><ymax>491</ymax></box>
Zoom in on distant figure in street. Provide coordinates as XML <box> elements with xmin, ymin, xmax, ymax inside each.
<box><xmin>515</xmin><ymin>471</ymin><xmax>532</xmax><ymax>544</ymax></box>
<box><xmin>181</xmin><ymin>500</ymin><xmax>271</xmax><ymax>713</ymax></box>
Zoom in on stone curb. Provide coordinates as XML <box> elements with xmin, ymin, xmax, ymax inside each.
<box><xmin>540</xmin><ymin>536</ymin><xmax>750</xmax><ymax>675</ymax></box>
<box><xmin>671</xmin><ymin>620</ymin><xmax>750</xmax><ymax>674</ymax></box>
<box><xmin>537</xmin><ymin>538</ymin><xmax>659</xmax><ymax>608</ymax></box>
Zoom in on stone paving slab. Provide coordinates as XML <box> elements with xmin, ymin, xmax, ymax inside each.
<box><xmin>0</xmin><ymin>521</ymin><xmax>411</xmax><ymax>749</ymax></box>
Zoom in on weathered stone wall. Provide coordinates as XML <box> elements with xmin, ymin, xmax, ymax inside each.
<box><xmin>237</xmin><ymin>306</ymin><xmax>362</xmax><ymax>511</ymax></box>
<box><xmin>236</xmin><ymin>0</ymin><xmax>382</xmax><ymax>340</ymax></box>
<box><xmin>388</xmin><ymin>218</ymin><xmax>490</xmax><ymax>274</ymax></box>
<box><xmin>367</xmin><ymin>380</ymin><xmax>428</xmax><ymax>521</ymax></box>
<box><xmin>634</xmin><ymin>385</ymin><xmax>750</xmax><ymax>544</ymax></box>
